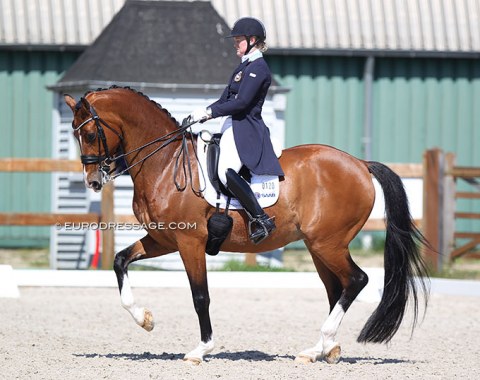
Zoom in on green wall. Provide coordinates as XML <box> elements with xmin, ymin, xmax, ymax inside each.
<box><xmin>267</xmin><ymin>54</ymin><xmax>480</xmax><ymax>240</ymax></box>
<box><xmin>268</xmin><ymin>56</ymin><xmax>365</xmax><ymax>157</ymax></box>
<box><xmin>0</xmin><ymin>50</ymin><xmax>79</xmax><ymax>246</ymax></box>
<box><xmin>268</xmin><ymin>55</ymin><xmax>479</xmax><ymax>166</ymax></box>
<box><xmin>373</xmin><ymin>58</ymin><xmax>480</xmax><ymax>165</ymax></box>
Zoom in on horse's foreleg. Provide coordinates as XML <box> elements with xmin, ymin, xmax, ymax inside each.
<box><xmin>297</xmin><ymin>246</ymin><xmax>368</xmax><ymax>364</ymax></box>
<box><xmin>178</xmin><ymin>239</ymin><xmax>214</xmax><ymax>364</ymax></box>
<box><xmin>113</xmin><ymin>235</ymin><xmax>170</xmax><ymax>331</ymax></box>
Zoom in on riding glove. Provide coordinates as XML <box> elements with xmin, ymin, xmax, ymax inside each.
<box><xmin>189</xmin><ymin>108</ymin><xmax>212</xmax><ymax>123</ymax></box>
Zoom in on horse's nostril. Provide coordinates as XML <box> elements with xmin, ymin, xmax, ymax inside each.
<box><xmin>90</xmin><ymin>181</ymin><xmax>101</xmax><ymax>191</ymax></box>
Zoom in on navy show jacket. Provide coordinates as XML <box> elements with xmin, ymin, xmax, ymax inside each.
<box><xmin>209</xmin><ymin>57</ymin><xmax>284</xmax><ymax>177</ymax></box>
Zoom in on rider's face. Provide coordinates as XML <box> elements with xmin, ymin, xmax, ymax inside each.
<box><xmin>233</xmin><ymin>36</ymin><xmax>248</xmax><ymax>58</ymax></box>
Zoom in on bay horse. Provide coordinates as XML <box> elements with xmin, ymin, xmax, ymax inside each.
<box><xmin>64</xmin><ymin>86</ymin><xmax>429</xmax><ymax>365</ymax></box>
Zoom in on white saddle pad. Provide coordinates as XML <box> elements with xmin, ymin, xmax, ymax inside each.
<box><xmin>196</xmin><ymin>132</ymin><xmax>280</xmax><ymax>210</ymax></box>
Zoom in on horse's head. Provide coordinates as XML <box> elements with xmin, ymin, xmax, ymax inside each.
<box><xmin>65</xmin><ymin>93</ymin><xmax>123</xmax><ymax>192</ymax></box>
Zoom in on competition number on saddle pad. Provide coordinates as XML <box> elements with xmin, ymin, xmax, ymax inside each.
<box><xmin>196</xmin><ymin>134</ymin><xmax>280</xmax><ymax>210</ymax></box>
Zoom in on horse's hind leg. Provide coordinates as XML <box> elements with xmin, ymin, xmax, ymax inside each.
<box><xmin>297</xmin><ymin>243</ymin><xmax>368</xmax><ymax>364</ymax></box>
<box><xmin>113</xmin><ymin>234</ymin><xmax>171</xmax><ymax>331</ymax></box>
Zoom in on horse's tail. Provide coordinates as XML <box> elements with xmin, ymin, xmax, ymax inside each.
<box><xmin>357</xmin><ymin>161</ymin><xmax>430</xmax><ymax>343</ymax></box>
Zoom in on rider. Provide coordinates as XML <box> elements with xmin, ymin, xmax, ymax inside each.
<box><xmin>189</xmin><ymin>17</ymin><xmax>284</xmax><ymax>244</ymax></box>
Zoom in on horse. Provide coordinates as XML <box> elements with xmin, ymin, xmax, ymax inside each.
<box><xmin>64</xmin><ymin>86</ymin><xmax>429</xmax><ymax>365</ymax></box>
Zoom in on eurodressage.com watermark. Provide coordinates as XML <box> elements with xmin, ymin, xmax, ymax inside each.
<box><xmin>55</xmin><ymin>222</ymin><xmax>197</xmax><ymax>231</ymax></box>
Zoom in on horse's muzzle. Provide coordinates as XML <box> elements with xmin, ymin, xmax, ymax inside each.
<box><xmin>89</xmin><ymin>180</ymin><xmax>103</xmax><ymax>192</ymax></box>
<box><xmin>84</xmin><ymin>169</ymin><xmax>103</xmax><ymax>192</ymax></box>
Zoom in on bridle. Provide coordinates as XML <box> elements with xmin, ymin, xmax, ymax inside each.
<box><xmin>73</xmin><ymin>99</ymin><xmax>123</xmax><ymax>172</ymax></box>
<box><xmin>73</xmin><ymin>97</ymin><xmax>205</xmax><ymax>194</ymax></box>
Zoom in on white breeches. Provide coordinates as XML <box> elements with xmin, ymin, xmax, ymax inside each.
<box><xmin>218</xmin><ymin>117</ymin><xmax>243</xmax><ymax>186</ymax></box>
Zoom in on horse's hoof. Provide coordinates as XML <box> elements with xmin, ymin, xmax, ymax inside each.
<box><xmin>295</xmin><ymin>355</ymin><xmax>315</xmax><ymax>364</ymax></box>
<box><xmin>141</xmin><ymin>309</ymin><xmax>154</xmax><ymax>332</ymax></box>
<box><xmin>324</xmin><ymin>344</ymin><xmax>341</xmax><ymax>364</ymax></box>
<box><xmin>183</xmin><ymin>357</ymin><xmax>202</xmax><ymax>366</ymax></box>
<box><xmin>295</xmin><ymin>348</ymin><xmax>323</xmax><ymax>364</ymax></box>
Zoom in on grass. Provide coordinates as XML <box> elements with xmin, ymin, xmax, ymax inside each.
<box><xmin>0</xmin><ymin>248</ymin><xmax>49</xmax><ymax>269</ymax></box>
<box><xmin>430</xmin><ymin>257</ymin><xmax>480</xmax><ymax>280</ymax></box>
<box><xmin>215</xmin><ymin>259</ymin><xmax>291</xmax><ymax>272</ymax></box>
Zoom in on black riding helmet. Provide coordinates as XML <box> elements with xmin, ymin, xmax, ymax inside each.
<box><xmin>227</xmin><ymin>17</ymin><xmax>266</xmax><ymax>54</ymax></box>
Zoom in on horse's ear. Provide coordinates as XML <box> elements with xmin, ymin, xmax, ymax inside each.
<box><xmin>64</xmin><ymin>94</ymin><xmax>77</xmax><ymax>112</ymax></box>
<box><xmin>80</xmin><ymin>97</ymin><xmax>91</xmax><ymax>111</ymax></box>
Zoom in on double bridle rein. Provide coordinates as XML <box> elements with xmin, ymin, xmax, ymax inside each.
<box><xmin>73</xmin><ymin>97</ymin><xmax>205</xmax><ymax>194</ymax></box>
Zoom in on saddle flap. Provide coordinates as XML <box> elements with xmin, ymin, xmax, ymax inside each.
<box><xmin>206</xmin><ymin>136</ymin><xmax>221</xmax><ymax>194</ymax></box>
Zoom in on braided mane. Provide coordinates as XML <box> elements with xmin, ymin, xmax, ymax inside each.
<box><xmin>84</xmin><ymin>85</ymin><xmax>180</xmax><ymax>127</ymax></box>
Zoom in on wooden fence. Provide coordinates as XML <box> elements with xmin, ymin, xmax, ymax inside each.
<box><xmin>423</xmin><ymin>148</ymin><xmax>480</xmax><ymax>271</ymax></box>
<box><xmin>7</xmin><ymin>155</ymin><xmax>473</xmax><ymax>271</ymax></box>
<box><xmin>0</xmin><ymin>159</ymin><xmax>132</xmax><ymax>270</ymax></box>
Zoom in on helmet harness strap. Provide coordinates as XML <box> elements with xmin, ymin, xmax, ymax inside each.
<box><xmin>245</xmin><ymin>36</ymin><xmax>259</xmax><ymax>55</ymax></box>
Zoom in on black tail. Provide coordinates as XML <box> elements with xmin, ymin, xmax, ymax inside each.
<box><xmin>357</xmin><ymin>161</ymin><xmax>430</xmax><ymax>343</ymax></box>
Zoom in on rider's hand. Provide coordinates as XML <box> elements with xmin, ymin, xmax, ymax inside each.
<box><xmin>188</xmin><ymin>108</ymin><xmax>211</xmax><ymax>123</ymax></box>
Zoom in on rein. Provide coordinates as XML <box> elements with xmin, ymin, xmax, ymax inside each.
<box><xmin>74</xmin><ymin>99</ymin><xmax>205</xmax><ymax>195</ymax></box>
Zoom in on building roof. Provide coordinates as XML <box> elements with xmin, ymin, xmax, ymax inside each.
<box><xmin>218</xmin><ymin>0</ymin><xmax>480</xmax><ymax>56</ymax></box>
<box><xmin>54</xmin><ymin>1</ymin><xmax>238</xmax><ymax>89</ymax></box>
<box><xmin>0</xmin><ymin>0</ymin><xmax>125</xmax><ymax>49</ymax></box>
<box><xmin>1</xmin><ymin>0</ymin><xmax>480</xmax><ymax>56</ymax></box>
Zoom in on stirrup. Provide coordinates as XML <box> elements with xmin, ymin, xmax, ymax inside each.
<box><xmin>248</xmin><ymin>216</ymin><xmax>276</xmax><ymax>245</ymax></box>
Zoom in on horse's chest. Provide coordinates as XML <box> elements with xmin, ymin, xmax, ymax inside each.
<box><xmin>132</xmin><ymin>191</ymin><xmax>171</xmax><ymax>224</ymax></box>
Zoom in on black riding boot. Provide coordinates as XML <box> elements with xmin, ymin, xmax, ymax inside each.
<box><xmin>225</xmin><ymin>169</ymin><xmax>276</xmax><ymax>244</ymax></box>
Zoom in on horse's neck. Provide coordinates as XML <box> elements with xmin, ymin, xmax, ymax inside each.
<box><xmin>121</xmin><ymin>111</ymin><xmax>175</xmax><ymax>149</ymax></box>
<box><xmin>119</xmin><ymin>108</ymin><xmax>182</xmax><ymax>181</ymax></box>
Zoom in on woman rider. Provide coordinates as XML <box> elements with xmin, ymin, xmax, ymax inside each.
<box><xmin>188</xmin><ymin>17</ymin><xmax>284</xmax><ymax>244</ymax></box>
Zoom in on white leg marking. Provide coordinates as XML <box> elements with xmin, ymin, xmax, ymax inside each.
<box><xmin>184</xmin><ymin>339</ymin><xmax>215</xmax><ymax>363</ymax></box>
<box><xmin>120</xmin><ymin>275</ymin><xmax>149</xmax><ymax>327</ymax></box>
<box><xmin>296</xmin><ymin>302</ymin><xmax>345</xmax><ymax>363</ymax></box>
<box><xmin>320</xmin><ymin>303</ymin><xmax>345</xmax><ymax>354</ymax></box>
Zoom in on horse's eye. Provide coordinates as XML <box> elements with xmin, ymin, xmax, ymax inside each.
<box><xmin>86</xmin><ymin>132</ymin><xmax>96</xmax><ymax>143</ymax></box>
